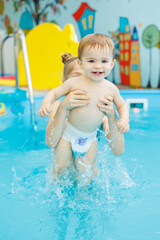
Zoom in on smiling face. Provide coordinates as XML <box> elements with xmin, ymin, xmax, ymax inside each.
<box><xmin>79</xmin><ymin>46</ymin><xmax>115</xmax><ymax>82</ymax></box>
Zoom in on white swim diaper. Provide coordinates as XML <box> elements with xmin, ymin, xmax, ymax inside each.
<box><xmin>62</xmin><ymin>121</ymin><xmax>97</xmax><ymax>156</ymax></box>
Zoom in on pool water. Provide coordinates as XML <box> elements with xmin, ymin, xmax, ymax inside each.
<box><xmin>0</xmin><ymin>94</ymin><xmax>160</xmax><ymax>240</ymax></box>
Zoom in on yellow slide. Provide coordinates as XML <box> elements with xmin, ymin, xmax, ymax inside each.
<box><xmin>18</xmin><ymin>23</ymin><xmax>79</xmax><ymax>89</ymax></box>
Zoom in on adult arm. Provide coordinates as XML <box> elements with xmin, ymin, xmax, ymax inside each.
<box><xmin>98</xmin><ymin>96</ymin><xmax>124</xmax><ymax>156</ymax></box>
<box><xmin>45</xmin><ymin>90</ymin><xmax>90</xmax><ymax>148</ymax></box>
<box><xmin>105</xmin><ymin>112</ymin><xmax>124</xmax><ymax>156</ymax></box>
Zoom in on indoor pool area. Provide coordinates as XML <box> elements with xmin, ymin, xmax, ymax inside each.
<box><xmin>1</xmin><ymin>1</ymin><xmax>160</xmax><ymax>239</ymax></box>
<box><xmin>0</xmin><ymin>88</ymin><xmax>160</xmax><ymax>240</ymax></box>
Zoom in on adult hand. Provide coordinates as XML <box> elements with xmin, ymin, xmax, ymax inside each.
<box><xmin>98</xmin><ymin>96</ymin><xmax>115</xmax><ymax>118</ymax></box>
<box><xmin>61</xmin><ymin>89</ymin><xmax>90</xmax><ymax>110</ymax></box>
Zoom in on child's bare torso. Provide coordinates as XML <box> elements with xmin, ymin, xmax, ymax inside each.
<box><xmin>67</xmin><ymin>77</ymin><xmax>114</xmax><ymax>132</ymax></box>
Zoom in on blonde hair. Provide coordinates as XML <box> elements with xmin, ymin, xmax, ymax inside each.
<box><xmin>78</xmin><ymin>33</ymin><xmax>115</xmax><ymax>60</ymax></box>
<box><xmin>61</xmin><ymin>53</ymin><xmax>78</xmax><ymax>81</ymax></box>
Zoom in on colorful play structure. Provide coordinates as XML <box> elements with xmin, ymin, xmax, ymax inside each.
<box><xmin>0</xmin><ymin>18</ymin><xmax>143</xmax><ymax>90</ymax></box>
<box><xmin>18</xmin><ymin>23</ymin><xmax>79</xmax><ymax>89</ymax></box>
<box><xmin>1</xmin><ymin>17</ymin><xmax>158</xmax><ymax>91</ymax></box>
<box><xmin>0</xmin><ymin>23</ymin><xmax>79</xmax><ymax>128</ymax></box>
<box><xmin>0</xmin><ymin>23</ymin><xmax>79</xmax><ymax>90</ymax></box>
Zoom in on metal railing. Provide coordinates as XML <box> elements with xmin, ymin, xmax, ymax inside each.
<box><xmin>0</xmin><ymin>29</ymin><xmax>37</xmax><ymax>129</ymax></box>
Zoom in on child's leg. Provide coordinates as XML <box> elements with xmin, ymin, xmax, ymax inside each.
<box><xmin>53</xmin><ymin>138</ymin><xmax>72</xmax><ymax>180</ymax></box>
<box><xmin>75</xmin><ymin>141</ymin><xmax>98</xmax><ymax>185</ymax></box>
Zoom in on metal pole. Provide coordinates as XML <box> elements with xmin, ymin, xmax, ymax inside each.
<box><xmin>18</xmin><ymin>29</ymin><xmax>34</xmax><ymax>104</ymax></box>
<box><xmin>0</xmin><ymin>30</ymin><xmax>37</xmax><ymax>129</ymax></box>
<box><xmin>18</xmin><ymin>29</ymin><xmax>37</xmax><ymax>129</ymax></box>
<box><xmin>0</xmin><ymin>34</ymin><xmax>14</xmax><ymax>77</ymax></box>
<box><xmin>14</xmin><ymin>32</ymin><xmax>19</xmax><ymax>88</ymax></box>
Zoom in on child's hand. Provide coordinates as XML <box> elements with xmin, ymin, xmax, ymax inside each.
<box><xmin>38</xmin><ymin>103</ymin><xmax>52</xmax><ymax>117</ymax></box>
<box><xmin>98</xmin><ymin>96</ymin><xmax>114</xmax><ymax>118</ymax></box>
<box><xmin>117</xmin><ymin>119</ymin><xmax>130</xmax><ymax>133</ymax></box>
<box><xmin>61</xmin><ymin>89</ymin><xmax>90</xmax><ymax>110</ymax></box>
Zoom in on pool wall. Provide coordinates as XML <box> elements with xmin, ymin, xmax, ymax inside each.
<box><xmin>120</xmin><ymin>89</ymin><xmax>160</xmax><ymax>109</ymax></box>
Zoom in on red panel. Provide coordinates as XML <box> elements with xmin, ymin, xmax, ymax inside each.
<box><xmin>72</xmin><ymin>2</ymin><xmax>96</xmax><ymax>22</ymax></box>
<box><xmin>119</xmin><ymin>33</ymin><xmax>131</xmax><ymax>85</ymax></box>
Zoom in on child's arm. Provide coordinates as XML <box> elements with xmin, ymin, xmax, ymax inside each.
<box><xmin>112</xmin><ymin>85</ymin><xmax>130</xmax><ymax>133</ymax></box>
<box><xmin>39</xmin><ymin>80</ymin><xmax>71</xmax><ymax>117</ymax></box>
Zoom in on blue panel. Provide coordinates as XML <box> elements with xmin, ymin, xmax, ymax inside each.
<box><xmin>19</xmin><ymin>8</ymin><xmax>33</xmax><ymax>30</ymax></box>
<box><xmin>132</xmin><ymin>26</ymin><xmax>138</xmax><ymax>41</ymax></box>
<box><xmin>119</xmin><ymin>17</ymin><xmax>131</xmax><ymax>33</ymax></box>
<box><xmin>78</xmin><ymin>9</ymin><xmax>95</xmax><ymax>38</ymax></box>
<box><xmin>131</xmin><ymin>64</ymin><xmax>139</xmax><ymax>71</ymax></box>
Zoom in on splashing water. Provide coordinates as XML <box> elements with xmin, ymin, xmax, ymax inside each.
<box><xmin>8</xmin><ymin>137</ymin><xmax>137</xmax><ymax>239</ymax></box>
